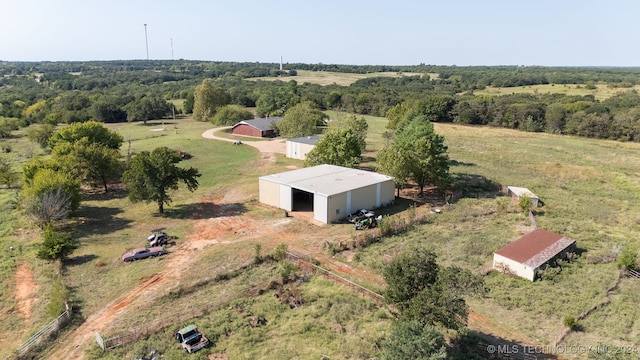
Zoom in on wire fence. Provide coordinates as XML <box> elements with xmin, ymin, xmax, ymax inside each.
<box><xmin>284</xmin><ymin>250</ymin><xmax>385</xmax><ymax>304</ymax></box>
<box><xmin>96</xmin><ymin>250</ymin><xmax>386</xmax><ymax>352</ymax></box>
<box><xmin>16</xmin><ymin>303</ymin><xmax>71</xmax><ymax>358</ymax></box>
<box><xmin>96</xmin><ymin>291</ymin><xmax>249</xmax><ymax>351</ymax></box>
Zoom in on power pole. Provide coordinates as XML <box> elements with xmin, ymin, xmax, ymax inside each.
<box><xmin>144</xmin><ymin>24</ymin><xmax>149</xmax><ymax>60</ymax></box>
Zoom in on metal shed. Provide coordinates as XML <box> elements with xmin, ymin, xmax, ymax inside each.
<box><xmin>493</xmin><ymin>229</ymin><xmax>576</xmax><ymax>281</ymax></box>
<box><xmin>502</xmin><ymin>185</ymin><xmax>540</xmax><ymax>207</ymax></box>
<box><xmin>259</xmin><ymin>164</ymin><xmax>395</xmax><ymax>224</ymax></box>
<box><xmin>286</xmin><ymin>135</ymin><xmax>321</xmax><ymax>160</ymax></box>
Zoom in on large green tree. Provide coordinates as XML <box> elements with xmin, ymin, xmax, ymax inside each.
<box><xmin>122</xmin><ymin>147</ymin><xmax>201</xmax><ymax>214</ymax></box>
<box><xmin>381</xmin><ymin>320</ymin><xmax>447</xmax><ymax>360</ymax></box>
<box><xmin>211</xmin><ymin>105</ymin><xmax>254</xmax><ymax>126</ymax></box>
<box><xmin>92</xmin><ymin>97</ymin><xmax>127</xmax><ymax>123</ymax></box>
<box><xmin>277</xmin><ymin>101</ymin><xmax>327</xmax><ymax>138</ymax></box>
<box><xmin>48</xmin><ymin>121</ymin><xmax>123</xmax><ymax>151</ymax></box>
<box><xmin>328</xmin><ymin>114</ymin><xmax>368</xmax><ymax>150</ymax></box>
<box><xmin>378</xmin><ymin>116</ymin><xmax>450</xmax><ymax>195</ymax></box>
<box><xmin>48</xmin><ymin>121</ymin><xmax>123</xmax><ymax>192</ymax></box>
<box><xmin>383</xmin><ymin>247</ymin><xmax>483</xmax><ymax>331</ymax></box>
<box><xmin>304</xmin><ymin>128</ymin><xmax>361</xmax><ymax>168</ymax></box>
<box><xmin>53</xmin><ymin>138</ymin><xmax>121</xmax><ymax>193</ymax></box>
<box><xmin>126</xmin><ymin>95</ymin><xmax>172</xmax><ymax>124</ymax></box>
<box><xmin>377</xmin><ymin>146</ymin><xmax>410</xmax><ymax>197</ymax></box>
<box><xmin>192</xmin><ymin>79</ymin><xmax>230</xmax><ymax>121</ymax></box>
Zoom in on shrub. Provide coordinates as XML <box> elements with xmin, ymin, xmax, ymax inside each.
<box><xmin>564</xmin><ymin>315</ymin><xmax>580</xmax><ymax>330</ymax></box>
<box><xmin>616</xmin><ymin>245</ymin><xmax>638</xmax><ymax>270</ymax></box>
<box><xmin>274</xmin><ymin>243</ymin><xmax>288</xmax><ymax>262</ymax></box>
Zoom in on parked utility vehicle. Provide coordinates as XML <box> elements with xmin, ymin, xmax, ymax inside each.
<box><xmin>147</xmin><ymin>228</ymin><xmax>170</xmax><ymax>247</ymax></box>
<box><xmin>175</xmin><ymin>324</ymin><xmax>209</xmax><ymax>353</ymax></box>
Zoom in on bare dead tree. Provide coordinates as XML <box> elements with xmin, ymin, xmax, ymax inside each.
<box><xmin>26</xmin><ymin>187</ymin><xmax>73</xmax><ymax>226</ymax></box>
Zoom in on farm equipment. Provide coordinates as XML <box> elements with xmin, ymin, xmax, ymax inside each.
<box><xmin>354</xmin><ymin>214</ymin><xmax>382</xmax><ymax>230</ymax></box>
<box><xmin>147</xmin><ymin>228</ymin><xmax>170</xmax><ymax>247</ymax></box>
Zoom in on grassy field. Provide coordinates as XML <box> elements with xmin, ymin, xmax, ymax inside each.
<box><xmin>3</xmin><ymin>114</ymin><xmax>640</xmax><ymax>359</ymax></box>
<box><xmin>247</xmin><ymin>70</ymin><xmax>425</xmax><ymax>86</ymax></box>
<box><xmin>472</xmin><ymin>83</ymin><xmax>640</xmax><ymax>100</ymax></box>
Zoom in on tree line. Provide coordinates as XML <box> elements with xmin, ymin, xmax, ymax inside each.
<box><xmin>4</xmin><ymin>60</ymin><xmax>640</xmax><ymax>142</ymax></box>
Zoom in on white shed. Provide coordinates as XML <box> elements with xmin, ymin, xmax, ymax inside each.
<box><xmin>493</xmin><ymin>229</ymin><xmax>576</xmax><ymax>281</ymax></box>
<box><xmin>502</xmin><ymin>186</ymin><xmax>540</xmax><ymax>207</ymax></box>
<box><xmin>286</xmin><ymin>136</ymin><xmax>321</xmax><ymax>160</ymax></box>
<box><xmin>259</xmin><ymin>164</ymin><xmax>395</xmax><ymax>224</ymax></box>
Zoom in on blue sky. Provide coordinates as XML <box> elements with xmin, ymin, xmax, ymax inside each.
<box><xmin>1</xmin><ymin>0</ymin><xmax>637</xmax><ymax>66</ymax></box>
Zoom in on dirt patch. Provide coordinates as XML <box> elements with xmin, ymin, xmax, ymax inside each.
<box><xmin>15</xmin><ymin>261</ymin><xmax>37</xmax><ymax>320</ymax></box>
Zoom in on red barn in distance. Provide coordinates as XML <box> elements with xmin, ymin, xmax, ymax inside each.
<box><xmin>231</xmin><ymin>117</ymin><xmax>282</xmax><ymax>138</ymax></box>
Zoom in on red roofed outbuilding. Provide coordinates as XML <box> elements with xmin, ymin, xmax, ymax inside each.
<box><xmin>493</xmin><ymin>229</ymin><xmax>576</xmax><ymax>281</ymax></box>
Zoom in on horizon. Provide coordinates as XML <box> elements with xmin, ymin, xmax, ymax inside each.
<box><xmin>2</xmin><ymin>0</ymin><xmax>639</xmax><ymax>67</ymax></box>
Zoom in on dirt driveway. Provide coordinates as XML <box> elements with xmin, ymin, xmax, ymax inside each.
<box><xmin>201</xmin><ymin>127</ymin><xmax>286</xmax><ymax>154</ymax></box>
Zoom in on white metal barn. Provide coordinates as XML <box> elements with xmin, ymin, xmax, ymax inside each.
<box><xmin>493</xmin><ymin>229</ymin><xmax>576</xmax><ymax>281</ymax></box>
<box><xmin>286</xmin><ymin>136</ymin><xmax>321</xmax><ymax>160</ymax></box>
<box><xmin>259</xmin><ymin>164</ymin><xmax>395</xmax><ymax>224</ymax></box>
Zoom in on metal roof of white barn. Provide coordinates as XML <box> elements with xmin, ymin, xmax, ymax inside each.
<box><xmin>287</xmin><ymin>135</ymin><xmax>321</xmax><ymax>145</ymax></box>
<box><xmin>507</xmin><ymin>186</ymin><xmax>538</xmax><ymax>199</ymax></box>
<box><xmin>259</xmin><ymin>164</ymin><xmax>393</xmax><ymax>197</ymax></box>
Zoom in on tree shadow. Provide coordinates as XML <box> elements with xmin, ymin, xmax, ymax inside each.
<box><xmin>452</xmin><ymin>173</ymin><xmax>501</xmax><ymax>200</ymax></box>
<box><xmin>64</xmin><ymin>254</ymin><xmax>99</xmax><ymax>266</ymax></box>
<box><xmin>75</xmin><ymin>205</ymin><xmax>133</xmax><ymax>237</ymax></box>
<box><xmin>82</xmin><ymin>186</ymin><xmax>129</xmax><ymax>201</ymax></box>
<box><xmin>163</xmin><ymin>202</ymin><xmax>248</xmax><ymax>220</ymax></box>
<box><xmin>450</xmin><ymin>159</ymin><xmax>476</xmax><ymax>167</ymax></box>
<box><xmin>138</xmin><ymin>120</ymin><xmax>178</xmax><ymax>126</ymax></box>
<box><xmin>452</xmin><ymin>330</ymin><xmax>559</xmax><ymax>359</ymax></box>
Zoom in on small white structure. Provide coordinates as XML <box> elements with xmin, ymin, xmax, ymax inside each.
<box><xmin>259</xmin><ymin>164</ymin><xmax>395</xmax><ymax>224</ymax></box>
<box><xmin>286</xmin><ymin>136</ymin><xmax>321</xmax><ymax>160</ymax></box>
<box><xmin>502</xmin><ymin>185</ymin><xmax>539</xmax><ymax>207</ymax></box>
<box><xmin>493</xmin><ymin>229</ymin><xmax>576</xmax><ymax>281</ymax></box>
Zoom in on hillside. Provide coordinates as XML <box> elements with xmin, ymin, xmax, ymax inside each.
<box><xmin>2</xmin><ymin>114</ymin><xmax>639</xmax><ymax>359</ymax></box>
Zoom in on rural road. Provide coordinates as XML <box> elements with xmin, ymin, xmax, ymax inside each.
<box><xmin>201</xmin><ymin>127</ymin><xmax>286</xmax><ymax>154</ymax></box>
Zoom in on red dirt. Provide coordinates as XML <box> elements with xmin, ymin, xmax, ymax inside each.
<box><xmin>15</xmin><ymin>261</ymin><xmax>37</xmax><ymax>320</ymax></box>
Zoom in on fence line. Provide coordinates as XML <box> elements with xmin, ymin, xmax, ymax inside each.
<box><xmin>98</xmin><ymin>287</ymin><xmax>253</xmax><ymax>351</ymax></box>
<box><xmin>17</xmin><ymin>303</ymin><xmax>71</xmax><ymax>357</ymax></box>
<box><xmin>626</xmin><ymin>268</ymin><xmax>640</xmax><ymax>279</ymax></box>
<box><xmin>98</xmin><ymin>251</ymin><xmax>385</xmax><ymax>352</ymax></box>
<box><xmin>284</xmin><ymin>250</ymin><xmax>385</xmax><ymax>304</ymax></box>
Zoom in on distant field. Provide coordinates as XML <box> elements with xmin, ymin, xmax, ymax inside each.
<box><xmin>248</xmin><ymin>70</ymin><xmax>427</xmax><ymax>86</ymax></box>
<box><xmin>473</xmin><ymin>83</ymin><xmax>640</xmax><ymax>100</ymax></box>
